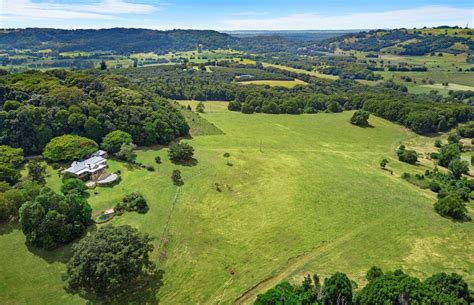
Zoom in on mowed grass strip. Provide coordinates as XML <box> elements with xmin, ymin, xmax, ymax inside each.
<box><xmin>237</xmin><ymin>79</ymin><xmax>307</xmax><ymax>88</ymax></box>
<box><xmin>0</xmin><ymin>111</ymin><xmax>472</xmax><ymax>305</ymax></box>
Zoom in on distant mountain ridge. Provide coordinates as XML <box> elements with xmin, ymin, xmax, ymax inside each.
<box><xmin>0</xmin><ymin>28</ymin><xmax>238</xmax><ymax>53</ymax></box>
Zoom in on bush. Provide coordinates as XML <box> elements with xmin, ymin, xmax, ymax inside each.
<box><xmin>228</xmin><ymin>101</ymin><xmax>241</xmax><ymax>111</ymax></box>
<box><xmin>429</xmin><ymin>180</ymin><xmax>441</xmax><ymax>192</ymax></box>
<box><xmin>397</xmin><ymin>145</ymin><xmax>418</xmax><ymax>164</ymax></box>
<box><xmin>146</xmin><ymin>165</ymin><xmax>155</xmax><ymax>172</ymax></box>
<box><xmin>116</xmin><ymin>193</ymin><xmax>148</xmax><ymax>214</ymax></box>
<box><xmin>448</xmin><ymin>159</ymin><xmax>469</xmax><ymax>180</ymax></box>
<box><xmin>43</xmin><ymin>135</ymin><xmax>98</xmax><ymax>162</ymax></box>
<box><xmin>448</xmin><ymin>134</ymin><xmax>461</xmax><ymax>144</ymax></box>
<box><xmin>439</xmin><ymin>144</ymin><xmax>461</xmax><ymax>167</ymax></box>
<box><xmin>434</xmin><ymin>139</ymin><xmax>442</xmax><ymax>148</ymax></box>
<box><xmin>195</xmin><ymin>102</ymin><xmax>205</xmax><ymax>113</ymax></box>
<box><xmin>101</xmin><ymin>130</ymin><xmax>133</xmax><ymax>154</ymax></box>
<box><xmin>171</xmin><ymin>169</ymin><xmax>183</xmax><ymax>186</ymax></box>
<box><xmin>116</xmin><ymin>143</ymin><xmax>137</xmax><ymax>162</ymax></box>
<box><xmin>168</xmin><ymin>142</ymin><xmax>194</xmax><ymax>163</ymax></box>
<box><xmin>241</xmin><ymin>103</ymin><xmax>254</xmax><ymax>114</ymax></box>
<box><xmin>61</xmin><ymin>178</ymin><xmax>87</xmax><ymax>195</ymax></box>
<box><xmin>154</xmin><ymin>156</ymin><xmax>161</xmax><ymax>164</ymax></box>
<box><xmin>350</xmin><ymin>110</ymin><xmax>370</xmax><ymax>126</ymax></box>
<box><xmin>434</xmin><ymin>194</ymin><xmax>469</xmax><ymax>221</ymax></box>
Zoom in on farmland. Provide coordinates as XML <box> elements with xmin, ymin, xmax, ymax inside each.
<box><xmin>1</xmin><ymin>107</ymin><xmax>472</xmax><ymax>304</ymax></box>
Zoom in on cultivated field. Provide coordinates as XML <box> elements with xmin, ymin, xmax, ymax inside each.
<box><xmin>1</xmin><ymin>107</ymin><xmax>473</xmax><ymax>304</ymax></box>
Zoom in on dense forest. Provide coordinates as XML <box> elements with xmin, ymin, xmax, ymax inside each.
<box><xmin>0</xmin><ymin>69</ymin><xmax>189</xmax><ymax>154</ymax></box>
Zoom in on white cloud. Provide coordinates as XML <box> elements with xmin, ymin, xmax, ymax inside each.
<box><xmin>0</xmin><ymin>0</ymin><xmax>159</xmax><ymax>21</ymax></box>
<box><xmin>220</xmin><ymin>6</ymin><xmax>474</xmax><ymax>30</ymax></box>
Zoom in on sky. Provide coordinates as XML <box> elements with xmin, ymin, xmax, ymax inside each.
<box><xmin>0</xmin><ymin>0</ymin><xmax>473</xmax><ymax>30</ymax></box>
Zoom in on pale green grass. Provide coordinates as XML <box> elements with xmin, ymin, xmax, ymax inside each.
<box><xmin>421</xmin><ymin>83</ymin><xmax>474</xmax><ymax>91</ymax></box>
<box><xmin>0</xmin><ymin>112</ymin><xmax>473</xmax><ymax>304</ymax></box>
<box><xmin>262</xmin><ymin>63</ymin><xmax>339</xmax><ymax>80</ymax></box>
<box><xmin>176</xmin><ymin>100</ymin><xmax>230</xmax><ymax>113</ymax></box>
<box><xmin>237</xmin><ymin>79</ymin><xmax>307</xmax><ymax>88</ymax></box>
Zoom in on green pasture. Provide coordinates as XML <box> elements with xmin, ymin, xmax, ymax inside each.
<box><xmin>237</xmin><ymin>79</ymin><xmax>308</xmax><ymax>88</ymax></box>
<box><xmin>0</xmin><ymin>108</ymin><xmax>473</xmax><ymax>304</ymax></box>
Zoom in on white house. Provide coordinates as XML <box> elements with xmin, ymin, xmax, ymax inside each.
<box><xmin>63</xmin><ymin>151</ymin><xmax>108</xmax><ymax>180</ymax></box>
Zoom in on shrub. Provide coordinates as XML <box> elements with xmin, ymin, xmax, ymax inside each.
<box><xmin>154</xmin><ymin>156</ymin><xmax>161</xmax><ymax>164</ymax></box>
<box><xmin>448</xmin><ymin>134</ymin><xmax>461</xmax><ymax>144</ymax></box>
<box><xmin>168</xmin><ymin>142</ymin><xmax>194</xmax><ymax>163</ymax></box>
<box><xmin>380</xmin><ymin>158</ymin><xmax>388</xmax><ymax>169</ymax></box>
<box><xmin>397</xmin><ymin>145</ymin><xmax>418</xmax><ymax>164</ymax></box>
<box><xmin>116</xmin><ymin>143</ymin><xmax>137</xmax><ymax>162</ymax></box>
<box><xmin>116</xmin><ymin>193</ymin><xmax>148</xmax><ymax>214</ymax></box>
<box><xmin>448</xmin><ymin>159</ymin><xmax>469</xmax><ymax>180</ymax></box>
<box><xmin>350</xmin><ymin>110</ymin><xmax>370</xmax><ymax>126</ymax></box>
<box><xmin>434</xmin><ymin>194</ymin><xmax>469</xmax><ymax>221</ymax></box>
<box><xmin>439</xmin><ymin>144</ymin><xmax>461</xmax><ymax>167</ymax></box>
<box><xmin>228</xmin><ymin>101</ymin><xmax>241</xmax><ymax>111</ymax></box>
<box><xmin>61</xmin><ymin>178</ymin><xmax>87</xmax><ymax>195</ymax></box>
<box><xmin>101</xmin><ymin>130</ymin><xmax>133</xmax><ymax>154</ymax></box>
<box><xmin>43</xmin><ymin>135</ymin><xmax>98</xmax><ymax>162</ymax></box>
<box><xmin>241</xmin><ymin>103</ymin><xmax>254</xmax><ymax>114</ymax></box>
<box><xmin>195</xmin><ymin>102</ymin><xmax>205</xmax><ymax>113</ymax></box>
<box><xmin>434</xmin><ymin>139</ymin><xmax>442</xmax><ymax>148</ymax></box>
<box><xmin>171</xmin><ymin>169</ymin><xmax>183</xmax><ymax>186</ymax></box>
<box><xmin>429</xmin><ymin>180</ymin><xmax>441</xmax><ymax>192</ymax></box>
<box><xmin>146</xmin><ymin>165</ymin><xmax>155</xmax><ymax>172</ymax></box>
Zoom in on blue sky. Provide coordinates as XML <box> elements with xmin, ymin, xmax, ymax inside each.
<box><xmin>1</xmin><ymin>0</ymin><xmax>473</xmax><ymax>30</ymax></box>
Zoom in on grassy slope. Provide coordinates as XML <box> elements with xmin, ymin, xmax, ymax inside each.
<box><xmin>0</xmin><ymin>110</ymin><xmax>473</xmax><ymax>304</ymax></box>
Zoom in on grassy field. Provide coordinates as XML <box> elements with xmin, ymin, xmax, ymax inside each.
<box><xmin>262</xmin><ymin>62</ymin><xmax>339</xmax><ymax>80</ymax></box>
<box><xmin>237</xmin><ymin>79</ymin><xmax>307</xmax><ymax>88</ymax></box>
<box><xmin>0</xmin><ymin>108</ymin><xmax>473</xmax><ymax>304</ymax></box>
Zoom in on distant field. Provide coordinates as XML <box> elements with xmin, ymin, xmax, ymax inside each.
<box><xmin>1</xmin><ymin>111</ymin><xmax>472</xmax><ymax>304</ymax></box>
<box><xmin>237</xmin><ymin>79</ymin><xmax>307</xmax><ymax>88</ymax></box>
<box><xmin>262</xmin><ymin>62</ymin><xmax>339</xmax><ymax>80</ymax></box>
<box><xmin>421</xmin><ymin>83</ymin><xmax>474</xmax><ymax>91</ymax></box>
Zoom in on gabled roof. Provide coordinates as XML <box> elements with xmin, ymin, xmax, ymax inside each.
<box><xmin>64</xmin><ymin>156</ymin><xmax>107</xmax><ymax>176</ymax></box>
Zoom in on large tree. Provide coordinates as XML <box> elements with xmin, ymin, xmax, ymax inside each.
<box><xmin>65</xmin><ymin>225</ymin><xmax>155</xmax><ymax>298</ymax></box>
<box><xmin>168</xmin><ymin>142</ymin><xmax>194</xmax><ymax>163</ymax></box>
<box><xmin>101</xmin><ymin>130</ymin><xmax>133</xmax><ymax>154</ymax></box>
<box><xmin>19</xmin><ymin>188</ymin><xmax>92</xmax><ymax>249</ymax></box>
<box><xmin>43</xmin><ymin>135</ymin><xmax>98</xmax><ymax>162</ymax></box>
<box><xmin>434</xmin><ymin>194</ymin><xmax>468</xmax><ymax>221</ymax></box>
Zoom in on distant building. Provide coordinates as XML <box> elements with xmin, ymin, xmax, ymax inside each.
<box><xmin>63</xmin><ymin>151</ymin><xmax>108</xmax><ymax>180</ymax></box>
<box><xmin>235</xmin><ymin>74</ymin><xmax>254</xmax><ymax>80</ymax></box>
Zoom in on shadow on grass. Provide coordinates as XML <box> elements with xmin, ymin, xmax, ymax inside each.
<box><xmin>71</xmin><ymin>270</ymin><xmax>165</xmax><ymax>305</ymax></box>
<box><xmin>0</xmin><ymin>221</ymin><xmax>19</xmax><ymax>236</ymax></box>
<box><xmin>171</xmin><ymin>158</ymin><xmax>198</xmax><ymax>167</ymax></box>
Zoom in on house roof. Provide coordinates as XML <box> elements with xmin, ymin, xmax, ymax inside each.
<box><xmin>91</xmin><ymin>150</ymin><xmax>107</xmax><ymax>157</ymax></box>
<box><xmin>64</xmin><ymin>156</ymin><xmax>107</xmax><ymax>176</ymax></box>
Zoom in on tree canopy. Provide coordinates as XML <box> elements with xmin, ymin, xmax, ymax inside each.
<box><xmin>65</xmin><ymin>225</ymin><xmax>155</xmax><ymax>298</ymax></box>
<box><xmin>101</xmin><ymin>130</ymin><xmax>133</xmax><ymax>154</ymax></box>
<box><xmin>19</xmin><ymin>188</ymin><xmax>92</xmax><ymax>249</ymax></box>
<box><xmin>43</xmin><ymin>135</ymin><xmax>98</xmax><ymax>162</ymax></box>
